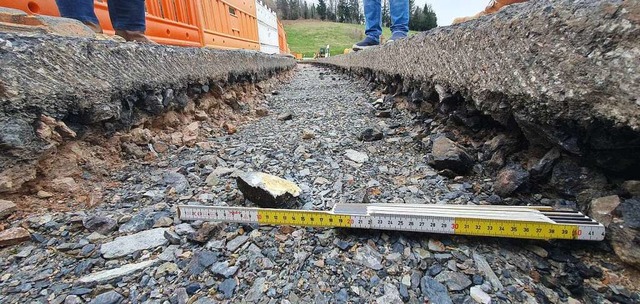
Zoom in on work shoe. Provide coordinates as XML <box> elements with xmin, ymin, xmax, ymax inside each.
<box><xmin>386</xmin><ymin>32</ymin><xmax>407</xmax><ymax>44</ymax></box>
<box><xmin>83</xmin><ymin>21</ymin><xmax>103</xmax><ymax>34</ymax></box>
<box><xmin>115</xmin><ymin>30</ymin><xmax>158</xmax><ymax>44</ymax></box>
<box><xmin>352</xmin><ymin>36</ymin><xmax>379</xmax><ymax>51</ymax></box>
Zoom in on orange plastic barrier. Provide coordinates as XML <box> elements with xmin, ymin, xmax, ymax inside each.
<box><xmin>277</xmin><ymin>20</ymin><xmax>288</xmax><ymax>54</ymax></box>
<box><xmin>0</xmin><ymin>0</ymin><xmax>269</xmax><ymax>51</ymax></box>
<box><xmin>196</xmin><ymin>0</ymin><xmax>259</xmax><ymax>50</ymax></box>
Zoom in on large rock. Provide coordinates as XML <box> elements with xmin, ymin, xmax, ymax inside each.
<box><xmin>100</xmin><ymin>228</ymin><xmax>168</xmax><ymax>259</ymax></box>
<box><xmin>0</xmin><ymin>32</ymin><xmax>295</xmax><ymax>193</ymax></box>
<box><xmin>0</xmin><ymin>227</ymin><xmax>30</xmax><ymax>247</ymax></box>
<box><xmin>0</xmin><ymin>200</ymin><xmax>16</xmax><ymax>219</ymax></box>
<box><xmin>320</xmin><ymin>0</ymin><xmax>640</xmax><ymax>175</ymax></box>
<box><xmin>420</xmin><ymin>276</ymin><xmax>452</xmax><ymax>304</ymax></box>
<box><xmin>589</xmin><ymin>195</ymin><xmax>621</xmax><ymax>227</ymax></box>
<box><xmin>236</xmin><ymin>172</ymin><xmax>301</xmax><ymax>208</ymax></box>
<box><xmin>609</xmin><ymin>199</ymin><xmax>640</xmax><ymax>268</ymax></box>
<box><xmin>428</xmin><ymin>136</ymin><xmax>473</xmax><ymax>174</ymax></box>
<box><xmin>494</xmin><ymin>164</ymin><xmax>529</xmax><ymax>197</ymax></box>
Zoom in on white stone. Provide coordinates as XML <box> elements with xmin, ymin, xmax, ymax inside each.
<box><xmin>470</xmin><ymin>286</ymin><xmax>492</xmax><ymax>304</ymax></box>
<box><xmin>100</xmin><ymin>228</ymin><xmax>168</xmax><ymax>259</ymax></box>
<box><xmin>78</xmin><ymin>259</ymin><xmax>159</xmax><ymax>284</ymax></box>
<box><xmin>345</xmin><ymin>149</ymin><xmax>369</xmax><ymax>163</ymax></box>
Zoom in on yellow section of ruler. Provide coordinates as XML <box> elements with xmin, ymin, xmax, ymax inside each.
<box><xmin>454</xmin><ymin>218</ymin><xmax>579</xmax><ymax>240</ymax></box>
<box><xmin>257</xmin><ymin>209</ymin><xmax>352</xmax><ymax>228</ymax></box>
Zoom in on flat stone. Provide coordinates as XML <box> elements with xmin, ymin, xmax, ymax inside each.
<box><xmin>0</xmin><ymin>200</ymin><xmax>16</xmax><ymax>219</ymax></box>
<box><xmin>376</xmin><ymin>283</ymin><xmax>403</xmax><ymax>304</ymax></box>
<box><xmin>0</xmin><ymin>227</ymin><xmax>30</xmax><ymax>247</ymax></box>
<box><xmin>246</xmin><ymin>277</ymin><xmax>266</xmax><ymax>302</ymax></box>
<box><xmin>589</xmin><ymin>195</ymin><xmax>621</xmax><ymax>227</ymax></box>
<box><xmin>236</xmin><ymin>171</ymin><xmax>301</xmax><ymax>208</ymax></box>
<box><xmin>164</xmin><ymin>230</ymin><xmax>181</xmax><ymax>245</ymax></box>
<box><xmin>100</xmin><ymin>228</ymin><xmax>168</xmax><ymax>259</ymax></box>
<box><xmin>470</xmin><ymin>285</ymin><xmax>492</xmax><ymax>304</ymax></box>
<box><xmin>428</xmin><ymin>239</ymin><xmax>446</xmax><ymax>252</ymax></box>
<box><xmin>421</xmin><ymin>276</ymin><xmax>452</xmax><ymax>304</ymax></box>
<box><xmin>174</xmin><ymin>223</ymin><xmax>196</xmax><ymax>236</ymax></box>
<box><xmin>15</xmin><ymin>245</ymin><xmax>34</xmax><ymax>258</ymax></box>
<box><xmin>525</xmin><ymin>245</ymin><xmax>548</xmax><ymax>258</ymax></box>
<box><xmin>345</xmin><ymin>149</ymin><xmax>369</xmax><ymax>163</ymax></box>
<box><xmin>88</xmin><ymin>290</ymin><xmax>123</xmax><ymax>304</ymax></box>
<box><xmin>211</xmin><ymin>261</ymin><xmax>239</xmax><ymax>278</ymax></box>
<box><xmin>354</xmin><ymin>244</ymin><xmax>383</xmax><ymax>270</ymax></box>
<box><xmin>435</xmin><ymin>271</ymin><xmax>472</xmax><ymax>291</ymax></box>
<box><xmin>218</xmin><ymin>278</ymin><xmax>237</xmax><ymax>299</ymax></box>
<box><xmin>473</xmin><ymin>252</ymin><xmax>503</xmax><ymax>290</ymax></box>
<box><xmin>83</xmin><ymin>216</ymin><xmax>117</xmax><ymax>234</ymax></box>
<box><xmin>277</xmin><ymin>112</ymin><xmax>293</xmax><ymax>121</ymax></box>
<box><xmin>226</xmin><ymin>235</ymin><xmax>250</xmax><ymax>252</ymax></box>
<box><xmin>78</xmin><ymin>259</ymin><xmax>159</xmax><ymax>285</ymax></box>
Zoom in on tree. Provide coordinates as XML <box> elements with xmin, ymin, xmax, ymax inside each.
<box><xmin>422</xmin><ymin>3</ymin><xmax>437</xmax><ymax>30</ymax></box>
<box><xmin>289</xmin><ymin>0</ymin><xmax>299</xmax><ymax>19</ymax></box>
<box><xmin>310</xmin><ymin>3</ymin><xmax>316</xmax><ymax>19</ymax></box>
<box><xmin>349</xmin><ymin>0</ymin><xmax>361</xmax><ymax>23</ymax></box>
<box><xmin>317</xmin><ymin>0</ymin><xmax>327</xmax><ymax>20</ymax></box>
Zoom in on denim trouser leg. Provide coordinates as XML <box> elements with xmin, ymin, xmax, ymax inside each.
<box><xmin>55</xmin><ymin>0</ymin><xmax>99</xmax><ymax>24</ymax></box>
<box><xmin>364</xmin><ymin>0</ymin><xmax>382</xmax><ymax>43</ymax></box>
<box><xmin>389</xmin><ymin>0</ymin><xmax>409</xmax><ymax>34</ymax></box>
<box><xmin>108</xmin><ymin>0</ymin><xmax>146</xmax><ymax>32</ymax></box>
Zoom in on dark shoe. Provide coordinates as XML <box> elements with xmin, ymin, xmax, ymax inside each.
<box><xmin>386</xmin><ymin>32</ymin><xmax>407</xmax><ymax>43</ymax></box>
<box><xmin>83</xmin><ymin>21</ymin><xmax>103</xmax><ymax>34</ymax></box>
<box><xmin>115</xmin><ymin>30</ymin><xmax>157</xmax><ymax>44</ymax></box>
<box><xmin>352</xmin><ymin>36</ymin><xmax>379</xmax><ymax>51</ymax></box>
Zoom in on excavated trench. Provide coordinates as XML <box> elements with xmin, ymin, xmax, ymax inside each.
<box><xmin>0</xmin><ymin>0</ymin><xmax>639</xmax><ymax>301</ymax></box>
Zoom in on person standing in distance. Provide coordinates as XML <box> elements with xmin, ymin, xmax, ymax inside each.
<box><xmin>353</xmin><ymin>0</ymin><xmax>409</xmax><ymax>51</ymax></box>
<box><xmin>55</xmin><ymin>0</ymin><xmax>155</xmax><ymax>43</ymax></box>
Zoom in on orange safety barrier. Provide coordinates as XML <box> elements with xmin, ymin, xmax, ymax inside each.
<box><xmin>195</xmin><ymin>0</ymin><xmax>259</xmax><ymax>50</ymax></box>
<box><xmin>1</xmin><ymin>0</ymin><xmax>267</xmax><ymax>50</ymax></box>
<box><xmin>277</xmin><ymin>20</ymin><xmax>288</xmax><ymax>54</ymax></box>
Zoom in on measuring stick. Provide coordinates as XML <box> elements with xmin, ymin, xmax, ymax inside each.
<box><xmin>177</xmin><ymin>203</ymin><xmax>605</xmax><ymax>241</ymax></box>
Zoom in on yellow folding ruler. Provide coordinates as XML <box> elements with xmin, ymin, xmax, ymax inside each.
<box><xmin>177</xmin><ymin>203</ymin><xmax>605</xmax><ymax>241</ymax></box>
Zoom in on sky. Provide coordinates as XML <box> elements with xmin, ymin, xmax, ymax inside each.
<box><xmin>419</xmin><ymin>0</ymin><xmax>489</xmax><ymax>26</ymax></box>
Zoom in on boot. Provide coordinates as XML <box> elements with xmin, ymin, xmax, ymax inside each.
<box><xmin>114</xmin><ymin>30</ymin><xmax>157</xmax><ymax>44</ymax></box>
<box><xmin>83</xmin><ymin>21</ymin><xmax>103</xmax><ymax>34</ymax></box>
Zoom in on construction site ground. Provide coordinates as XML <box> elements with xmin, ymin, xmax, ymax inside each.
<box><xmin>0</xmin><ymin>64</ymin><xmax>638</xmax><ymax>304</ymax></box>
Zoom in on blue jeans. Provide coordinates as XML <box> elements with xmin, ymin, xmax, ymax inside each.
<box><xmin>364</xmin><ymin>0</ymin><xmax>409</xmax><ymax>43</ymax></box>
<box><xmin>55</xmin><ymin>0</ymin><xmax>146</xmax><ymax>31</ymax></box>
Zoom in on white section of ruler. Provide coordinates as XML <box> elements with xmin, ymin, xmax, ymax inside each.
<box><xmin>180</xmin><ymin>205</ymin><xmax>259</xmax><ymax>223</ymax></box>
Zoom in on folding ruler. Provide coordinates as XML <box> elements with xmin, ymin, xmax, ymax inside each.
<box><xmin>177</xmin><ymin>203</ymin><xmax>606</xmax><ymax>241</ymax></box>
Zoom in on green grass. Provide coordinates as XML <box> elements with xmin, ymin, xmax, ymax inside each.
<box><xmin>283</xmin><ymin>20</ymin><xmax>418</xmax><ymax>57</ymax></box>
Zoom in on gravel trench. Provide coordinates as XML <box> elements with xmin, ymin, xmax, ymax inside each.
<box><xmin>0</xmin><ymin>65</ymin><xmax>638</xmax><ymax>304</ymax></box>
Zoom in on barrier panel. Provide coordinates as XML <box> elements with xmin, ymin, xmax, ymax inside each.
<box><xmin>256</xmin><ymin>1</ymin><xmax>278</xmax><ymax>54</ymax></box>
<box><xmin>0</xmin><ymin>0</ymin><xmax>282</xmax><ymax>51</ymax></box>
<box><xmin>277</xmin><ymin>20</ymin><xmax>289</xmax><ymax>54</ymax></box>
<box><xmin>196</xmin><ymin>0</ymin><xmax>259</xmax><ymax>50</ymax></box>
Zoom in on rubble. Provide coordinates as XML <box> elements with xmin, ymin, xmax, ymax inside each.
<box><xmin>236</xmin><ymin>171</ymin><xmax>302</xmax><ymax>208</ymax></box>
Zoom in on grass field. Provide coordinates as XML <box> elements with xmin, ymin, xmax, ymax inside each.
<box><xmin>283</xmin><ymin>20</ymin><xmax>417</xmax><ymax>57</ymax></box>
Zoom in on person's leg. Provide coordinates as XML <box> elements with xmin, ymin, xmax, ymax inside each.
<box><xmin>388</xmin><ymin>0</ymin><xmax>409</xmax><ymax>41</ymax></box>
<box><xmin>108</xmin><ymin>0</ymin><xmax>155</xmax><ymax>43</ymax></box>
<box><xmin>353</xmin><ymin>0</ymin><xmax>382</xmax><ymax>50</ymax></box>
<box><xmin>55</xmin><ymin>0</ymin><xmax>102</xmax><ymax>33</ymax></box>
<box><xmin>364</xmin><ymin>0</ymin><xmax>382</xmax><ymax>43</ymax></box>
<box><xmin>108</xmin><ymin>0</ymin><xmax>146</xmax><ymax>32</ymax></box>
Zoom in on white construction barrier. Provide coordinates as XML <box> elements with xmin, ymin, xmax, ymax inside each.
<box><xmin>256</xmin><ymin>1</ymin><xmax>280</xmax><ymax>54</ymax></box>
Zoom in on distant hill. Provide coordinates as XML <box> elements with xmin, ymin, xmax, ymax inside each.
<box><xmin>283</xmin><ymin>20</ymin><xmax>418</xmax><ymax>57</ymax></box>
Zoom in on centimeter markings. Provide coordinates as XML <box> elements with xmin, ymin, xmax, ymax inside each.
<box><xmin>178</xmin><ymin>205</ymin><xmax>605</xmax><ymax>241</ymax></box>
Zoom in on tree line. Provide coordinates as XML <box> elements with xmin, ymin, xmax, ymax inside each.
<box><xmin>267</xmin><ymin>0</ymin><xmax>437</xmax><ymax>31</ymax></box>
